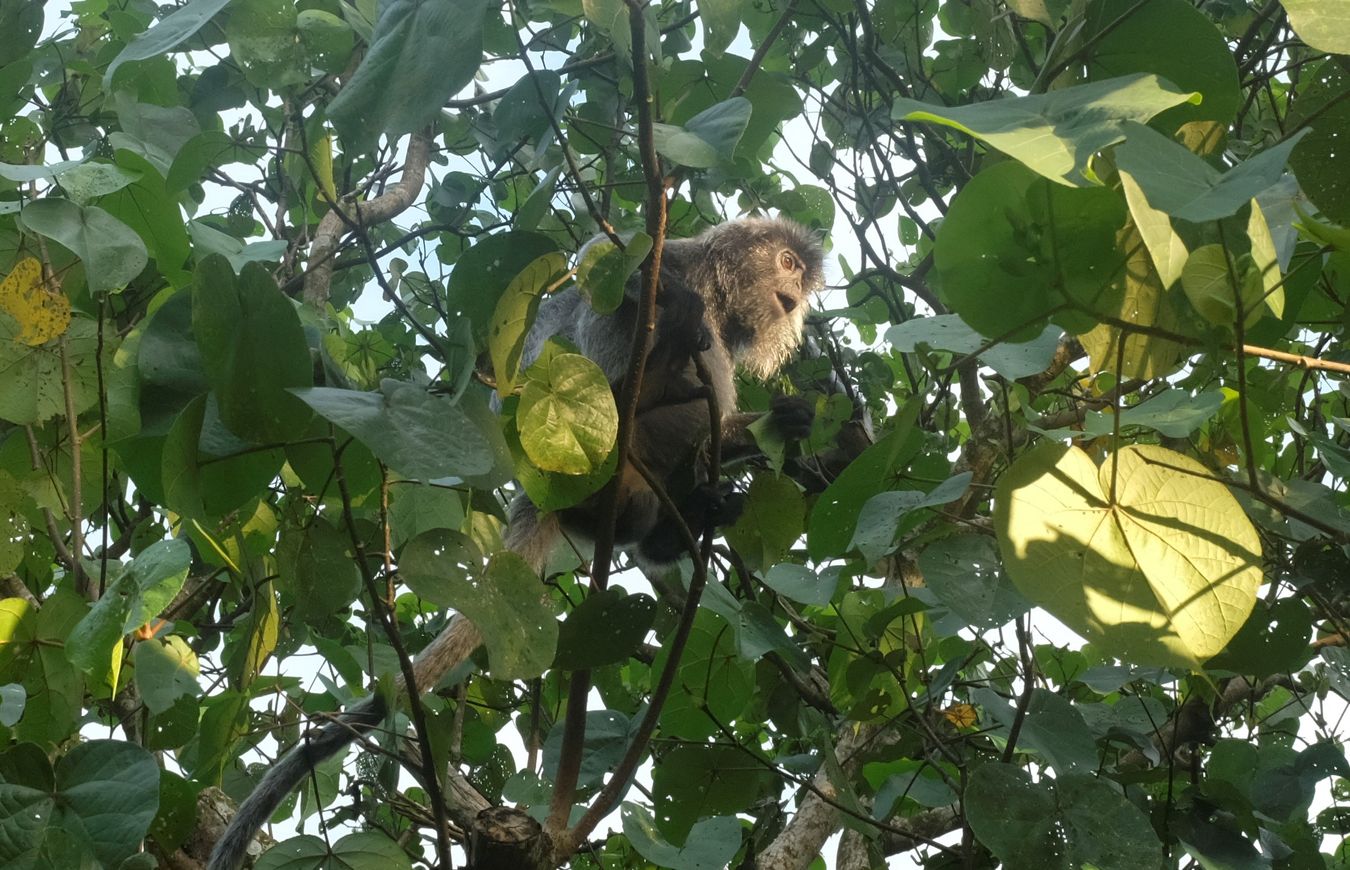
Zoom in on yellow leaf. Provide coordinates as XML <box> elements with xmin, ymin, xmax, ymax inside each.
<box><xmin>943</xmin><ymin>703</ymin><xmax>977</xmax><ymax>728</ymax></box>
<box><xmin>0</xmin><ymin>256</ymin><xmax>71</xmax><ymax>346</ymax></box>
<box><xmin>995</xmin><ymin>443</ymin><xmax>1263</xmax><ymax>669</ymax></box>
<box><xmin>311</xmin><ymin>133</ymin><xmax>336</xmax><ymax>204</ymax></box>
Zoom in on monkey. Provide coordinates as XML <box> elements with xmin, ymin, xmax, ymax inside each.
<box><xmin>208</xmin><ymin>216</ymin><xmax>824</xmax><ymax>870</ymax></box>
<box><xmin>507</xmin><ymin>216</ymin><xmax>824</xmax><ymax>568</ymax></box>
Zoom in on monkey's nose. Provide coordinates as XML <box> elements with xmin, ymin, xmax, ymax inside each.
<box><xmin>776</xmin><ymin>292</ymin><xmax>797</xmax><ymax>313</ymax></box>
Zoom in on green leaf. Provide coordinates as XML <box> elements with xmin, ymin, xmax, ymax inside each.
<box><xmin>293</xmin><ymin>380</ymin><xmax>495</xmax><ymax>481</ymax></box>
<box><xmin>575</xmin><ymin>234</ymin><xmax>652</xmax><ymax>315</ymax></box>
<box><xmin>0</xmin><ymin>684</ymin><xmax>23</xmax><ymax>727</ymax></box>
<box><xmin>225</xmin><ymin>0</ymin><xmax>306</xmax><ymax>88</ymax></box>
<box><xmin>507</xmin><ymin>403</ymin><xmax>617</xmax><ymax>512</ymax></box>
<box><xmin>698</xmin><ymin>0</ymin><xmax>742</xmax><ymax>55</ymax></box>
<box><xmin>1288</xmin><ymin>61</ymin><xmax>1350</xmax><ymax>223</ymax></box>
<box><xmin>518</xmin><ymin>352</ymin><xmax>618</xmax><ymax>474</ymax></box>
<box><xmin>541</xmin><ymin>709</ymin><xmax>630</xmax><ymax>790</ymax></box>
<box><xmin>934</xmin><ymin>161</ymin><xmax>1126</xmax><ymax>340</ymax></box>
<box><xmin>807</xmin><ymin>408</ymin><xmax>921</xmax><ymax>561</ymax></box>
<box><xmin>297</xmin><ymin>9</ymin><xmax>355</xmax><ymax>73</ymax></box>
<box><xmin>723</xmin><ymin>472</ymin><xmax>806</xmax><ymax>571</ymax></box>
<box><xmin>488</xmin><ymin>252</ymin><xmax>567</xmax><ymax>395</ymax></box>
<box><xmin>442</xmin><ymin>551</ymin><xmax>556</xmax><ymax>680</ymax></box>
<box><xmin>1180</xmin><ymin>244</ymin><xmax>1263</xmax><ymax>328</ymax></box>
<box><xmin>104</xmin><ymin>0</ymin><xmax>233</xmax><ymax>87</ymax></box>
<box><xmin>650</xmin><ymin>743</ymin><xmax>773</xmax><ymax>842</ymax></box>
<box><xmin>1083</xmin><ymin>0</ymin><xmax>1240</xmax><ymax>127</ymax></box>
<box><xmin>1119</xmin><ymin>169</ymin><xmax>1188</xmax><ymax>289</ymax></box>
<box><xmin>1077</xmin><ymin>218</ymin><xmax>1190</xmax><ymax>380</ymax></box>
<box><xmin>276</xmin><ymin>517</ymin><xmax>362</xmax><ymax>623</ymax></box>
<box><xmin>1115</xmin><ymin>121</ymin><xmax>1311</xmax><ymax>223</ymax></box>
<box><xmin>1114</xmin><ymin>389</ymin><xmax>1225</xmax><ymax>438</ymax></box>
<box><xmin>0</xmin><ymin>315</ymin><xmax>105</xmax><ymax>425</ymax></box>
<box><xmin>192</xmin><ymin>256</ymin><xmax>313</xmax><ymax>443</ymax></box>
<box><xmin>850</xmin><ymin>473</ymin><xmax>971</xmax><ymax>563</ymax></box>
<box><xmin>186</xmin><ymin>221</ymin><xmax>288</xmax><ymax>272</ymax></box>
<box><xmin>761</xmin><ymin>563</ymin><xmax>838</xmax><ymax>607</ymax></box>
<box><xmin>0</xmin><ymin>160</ymin><xmax>84</xmax><ymax>182</ymax></box>
<box><xmin>1252</xmin><ymin>742</ymin><xmax>1350</xmax><ymax>824</ymax></box>
<box><xmin>228</xmin><ymin>580</ymin><xmax>278</xmax><ymax>690</ymax></box>
<box><xmin>652</xmin><ymin>97</ymin><xmax>753</xmax><ymax>168</ymax></box>
<box><xmin>160</xmin><ymin>395</ymin><xmax>287</xmax><ymax>519</ymax></box>
<box><xmin>652</xmin><ymin>611</ymin><xmax>753</xmax><ymax>741</ymax></box>
<box><xmin>918</xmin><ymin>534</ymin><xmax>1029</xmax><ymax>630</ymax></box>
<box><xmin>447</xmin><ymin>231</ymin><xmax>560</xmax><ymax>346</ymax></box>
<box><xmin>109</xmin><ymin>97</ymin><xmax>202</xmax><ymax>178</ymax></box>
<box><xmin>994</xmin><ymin>443</ymin><xmax>1263</xmax><ymax>668</ymax></box>
<box><xmin>0</xmin><ymin>740</ymin><xmax>160</xmax><ymax>869</ymax></box>
<box><xmin>149</xmin><ymin>771</ymin><xmax>199</xmax><ymax>854</ymax></box>
<box><xmin>0</xmin><ymin>470</ymin><xmax>30</xmax><ymax>574</ymax></box>
<box><xmin>494</xmin><ymin>71</ymin><xmax>562</xmax><ymax>153</ymax></box>
<box><xmin>973</xmin><ymin>687</ymin><xmax>1096</xmax><ymax>773</ymax></box>
<box><xmin>99</xmin><ymin>151</ymin><xmax>193</xmax><ymax>290</ymax></box>
<box><xmin>255</xmin><ymin>832</ymin><xmax>412</xmax><ymax>870</ymax></box>
<box><xmin>1271</xmin><ymin>0</ymin><xmax>1350</xmax><ymax>54</ymax></box>
<box><xmin>886</xmin><ymin>316</ymin><xmax>1062</xmax><ymax>380</ymax></box>
<box><xmin>516</xmin><ymin>166</ymin><xmax>562</xmax><ymax>232</ymax></box>
<box><xmin>20</xmin><ymin>199</ymin><xmax>148</xmax><ymax>294</ymax></box>
<box><xmin>966</xmin><ymin>764</ymin><xmax>1161</xmax><ymax>869</ymax></box>
<box><xmin>623</xmin><ymin>805</ymin><xmax>742</xmax><ymax>870</ymax></box>
<box><xmin>1206</xmin><ymin>598</ymin><xmax>1314</xmax><ymax>678</ymax></box>
<box><xmin>0</xmin><ymin>592</ymin><xmax>85</xmax><ymax>746</ymax></box>
<box><xmin>396</xmin><ymin>528</ymin><xmax>483</xmax><ymax>608</ymax></box>
<box><xmin>132</xmin><ymin>637</ymin><xmax>200</xmax><ymax>716</ymax></box>
<box><xmin>67</xmin><ymin>539</ymin><xmax>190</xmax><ymax>677</ymax></box>
<box><xmin>55</xmin><ymin>162</ymin><xmax>141</xmax><ymax>206</ymax></box>
<box><xmin>328</xmin><ymin>0</ymin><xmax>491</xmax><ymax>148</ymax></box>
<box><xmin>892</xmin><ymin>73</ymin><xmax>1198</xmax><ymax>186</ymax></box>
<box><xmin>554</xmin><ymin>588</ymin><xmax>656</xmax><ymax>669</ymax></box>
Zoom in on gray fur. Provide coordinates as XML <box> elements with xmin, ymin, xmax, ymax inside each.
<box><xmin>515</xmin><ymin>215</ymin><xmax>824</xmax><ymax>565</ymax></box>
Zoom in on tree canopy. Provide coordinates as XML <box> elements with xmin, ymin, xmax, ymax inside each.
<box><xmin>0</xmin><ymin>0</ymin><xmax>1348</xmax><ymax>868</ymax></box>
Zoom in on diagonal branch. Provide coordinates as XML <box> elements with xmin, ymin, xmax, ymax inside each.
<box><xmin>301</xmin><ymin>130</ymin><xmax>433</xmax><ymax>308</ymax></box>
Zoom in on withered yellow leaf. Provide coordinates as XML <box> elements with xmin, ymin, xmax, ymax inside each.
<box><xmin>0</xmin><ymin>256</ymin><xmax>71</xmax><ymax>346</ymax></box>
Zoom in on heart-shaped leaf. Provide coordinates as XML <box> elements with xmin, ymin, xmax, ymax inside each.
<box><xmin>994</xmin><ymin>442</ymin><xmax>1262</xmax><ymax>668</ymax></box>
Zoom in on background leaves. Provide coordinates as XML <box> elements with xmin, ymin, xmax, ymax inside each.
<box><xmin>0</xmin><ymin>1</ymin><xmax>1345</xmax><ymax>868</ymax></box>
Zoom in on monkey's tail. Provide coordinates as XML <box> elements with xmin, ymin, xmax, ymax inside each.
<box><xmin>207</xmin><ymin>695</ymin><xmax>387</xmax><ymax>870</ymax></box>
<box><xmin>503</xmin><ymin>496</ymin><xmax>561</xmax><ymax>573</ymax></box>
<box><xmin>211</xmin><ymin>506</ymin><xmax>553</xmax><ymax>869</ymax></box>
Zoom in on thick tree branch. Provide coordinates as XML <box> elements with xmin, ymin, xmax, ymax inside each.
<box><xmin>302</xmin><ymin>130</ymin><xmax>433</xmax><ymax>308</ymax></box>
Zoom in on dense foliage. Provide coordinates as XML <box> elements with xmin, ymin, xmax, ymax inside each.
<box><xmin>0</xmin><ymin>0</ymin><xmax>1348</xmax><ymax>867</ymax></box>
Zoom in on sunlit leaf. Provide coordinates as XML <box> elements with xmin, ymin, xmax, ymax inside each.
<box><xmin>995</xmin><ymin>443</ymin><xmax>1262</xmax><ymax>667</ymax></box>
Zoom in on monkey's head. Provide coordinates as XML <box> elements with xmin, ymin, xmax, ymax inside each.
<box><xmin>695</xmin><ymin>217</ymin><xmax>825</xmax><ymax>380</ymax></box>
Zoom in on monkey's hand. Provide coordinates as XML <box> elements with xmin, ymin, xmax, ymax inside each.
<box><xmin>769</xmin><ymin>395</ymin><xmax>815</xmax><ymax>440</ymax></box>
<box><xmin>700</xmin><ymin>480</ymin><xmax>746</xmax><ymax>527</ymax></box>
<box><xmin>638</xmin><ymin>482</ymin><xmax>744</xmax><ymax>565</ymax></box>
<box><xmin>656</xmin><ymin>271</ymin><xmax>713</xmax><ymax>355</ymax></box>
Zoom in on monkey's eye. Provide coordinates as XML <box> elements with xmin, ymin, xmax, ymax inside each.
<box><xmin>779</xmin><ymin>250</ymin><xmax>798</xmax><ymax>272</ymax></box>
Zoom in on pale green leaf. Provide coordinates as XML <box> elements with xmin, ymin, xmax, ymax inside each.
<box><xmin>893</xmin><ymin>73</ymin><xmax>1199</xmax><ymax>186</ymax></box>
<box><xmin>994</xmin><ymin>443</ymin><xmax>1262</xmax><ymax>668</ymax></box>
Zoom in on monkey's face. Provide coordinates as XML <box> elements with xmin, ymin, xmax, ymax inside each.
<box><xmin>713</xmin><ymin>220</ymin><xmax>824</xmax><ymax>380</ymax></box>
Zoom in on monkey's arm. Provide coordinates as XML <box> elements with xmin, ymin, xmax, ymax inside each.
<box><xmin>575</xmin><ymin>260</ymin><xmax>709</xmax><ymax>389</ymax></box>
<box><xmin>720</xmin><ymin>396</ymin><xmax>815</xmax><ymax>463</ymax></box>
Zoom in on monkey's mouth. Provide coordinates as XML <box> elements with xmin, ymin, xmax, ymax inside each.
<box><xmin>776</xmin><ymin>292</ymin><xmax>798</xmax><ymax>314</ymax></box>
